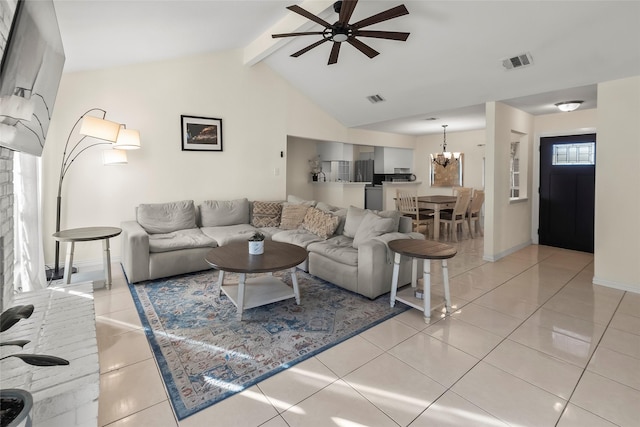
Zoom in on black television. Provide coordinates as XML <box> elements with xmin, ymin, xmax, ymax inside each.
<box><xmin>0</xmin><ymin>0</ymin><xmax>65</xmax><ymax>156</ymax></box>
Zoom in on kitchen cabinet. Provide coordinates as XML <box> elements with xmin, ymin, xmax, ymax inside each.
<box><xmin>374</xmin><ymin>147</ymin><xmax>413</xmax><ymax>173</ymax></box>
<box><xmin>317</xmin><ymin>142</ymin><xmax>354</xmax><ymax>161</ymax></box>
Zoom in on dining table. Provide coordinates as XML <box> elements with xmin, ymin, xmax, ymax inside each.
<box><xmin>417</xmin><ymin>195</ymin><xmax>458</xmax><ymax>240</ymax></box>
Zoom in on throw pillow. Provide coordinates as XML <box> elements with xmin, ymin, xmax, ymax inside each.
<box><xmin>251</xmin><ymin>201</ymin><xmax>282</xmax><ymax>228</ymax></box>
<box><xmin>374</xmin><ymin>209</ymin><xmax>401</xmax><ymax>233</ymax></box>
<box><xmin>302</xmin><ymin>207</ymin><xmax>340</xmax><ymax>239</ymax></box>
<box><xmin>280</xmin><ymin>204</ymin><xmax>310</xmax><ymax>230</ymax></box>
<box><xmin>352</xmin><ymin>211</ymin><xmax>396</xmax><ymax>248</ymax></box>
<box><xmin>200</xmin><ymin>198</ymin><xmax>249</xmax><ymax>227</ymax></box>
<box><xmin>343</xmin><ymin>206</ymin><xmax>369</xmax><ymax>238</ymax></box>
<box><xmin>137</xmin><ymin>200</ymin><xmax>197</xmax><ymax>234</ymax></box>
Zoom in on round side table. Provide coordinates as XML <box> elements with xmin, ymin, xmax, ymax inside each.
<box><xmin>388</xmin><ymin>239</ymin><xmax>457</xmax><ymax>323</ymax></box>
<box><xmin>52</xmin><ymin>226</ymin><xmax>122</xmax><ymax>289</ymax></box>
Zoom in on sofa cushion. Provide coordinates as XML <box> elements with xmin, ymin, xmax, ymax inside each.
<box><xmin>137</xmin><ymin>200</ymin><xmax>197</xmax><ymax>234</ymax></box>
<box><xmin>272</xmin><ymin>229</ymin><xmax>324</xmax><ymax>249</ymax></box>
<box><xmin>280</xmin><ymin>204</ymin><xmax>309</xmax><ymax>230</ymax></box>
<box><xmin>148</xmin><ymin>228</ymin><xmax>216</xmax><ymax>253</ymax></box>
<box><xmin>373</xmin><ymin>209</ymin><xmax>402</xmax><ymax>233</ymax></box>
<box><xmin>352</xmin><ymin>211</ymin><xmax>396</xmax><ymax>248</ymax></box>
<box><xmin>343</xmin><ymin>206</ymin><xmax>369</xmax><ymax>238</ymax></box>
<box><xmin>201</xmin><ymin>224</ymin><xmax>259</xmax><ymax>246</ymax></box>
<box><xmin>302</xmin><ymin>207</ymin><xmax>340</xmax><ymax>239</ymax></box>
<box><xmin>251</xmin><ymin>201</ymin><xmax>282</xmax><ymax>228</ymax></box>
<box><xmin>316</xmin><ymin>203</ymin><xmax>347</xmax><ymax>235</ymax></box>
<box><xmin>307</xmin><ymin>235</ymin><xmax>358</xmax><ymax>266</ymax></box>
<box><xmin>343</xmin><ymin>205</ymin><xmax>402</xmax><ymax>238</ymax></box>
<box><xmin>200</xmin><ymin>198</ymin><xmax>249</xmax><ymax>227</ymax></box>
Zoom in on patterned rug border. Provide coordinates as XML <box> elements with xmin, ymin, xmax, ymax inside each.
<box><xmin>124</xmin><ymin>266</ymin><xmax>409</xmax><ymax>420</ymax></box>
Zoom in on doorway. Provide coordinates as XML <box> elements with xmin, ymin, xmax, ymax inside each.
<box><xmin>539</xmin><ymin>134</ymin><xmax>596</xmax><ymax>253</ymax></box>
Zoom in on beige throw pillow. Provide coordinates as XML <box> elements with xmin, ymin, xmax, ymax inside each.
<box><xmin>251</xmin><ymin>201</ymin><xmax>282</xmax><ymax>228</ymax></box>
<box><xmin>343</xmin><ymin>206</ymin><xmax>369</xmax><ymax>238</ymax></box>
<box><xmin>279</xmin><ymin>204</ymin><xmax>309</xmax><ymax>230</ymax></box>
<box><xmin>302</xmin><ymin>207</ymin><xmax>340</xmax><ymax>239</ymax></box>
<box><xmin>352</xmin><ymin>211</ymin><xmax>396</xmax><ymax>248</ymax></box>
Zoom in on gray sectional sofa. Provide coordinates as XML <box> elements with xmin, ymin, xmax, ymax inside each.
<box><xmin>120</xmin><ymin>195</ymin><xmax>424</xmax><ymax>299</ymax></box>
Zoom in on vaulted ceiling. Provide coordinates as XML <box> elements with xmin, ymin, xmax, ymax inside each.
<box><xmin>53</xmin><ymin>0</ymin><xmax>640</xmax><ymax>135</ymax></box>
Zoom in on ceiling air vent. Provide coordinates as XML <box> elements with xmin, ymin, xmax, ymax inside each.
<box><xmin>502</xmin><ymin>52</ymin><xmax>533</xmax><ymax>70</ymax></box>
<box><xmin>366</xmin><ymin>94</ymin><xmax>385</xmax><ymax>104</ymax></box>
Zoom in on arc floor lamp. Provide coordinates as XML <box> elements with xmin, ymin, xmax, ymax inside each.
<box><xmin>46</xmin><ymin>108</ymin><xmax>141</xmax><ymax>281</ymax></box>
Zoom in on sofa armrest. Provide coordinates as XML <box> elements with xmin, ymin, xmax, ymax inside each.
<box><xmin>356</xmin><ymin>238</ymin><xmax>393</xmax><ymax>299</ymax></box>
<box><xmin>120</xmin><ymin>220</ymin><xmax>150</xmax><ymax>283</ymax></box>
<box><xmin>356</xmin><ymin>231</ymin><xmax>425</xmax><ymax>299</ymax></box>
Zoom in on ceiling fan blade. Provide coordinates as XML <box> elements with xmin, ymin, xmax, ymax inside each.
<box><xmin>338</xmin><ymin>0</ymin><xmax>358</xmax><ymax>25</ymax></box>
<box><xmin>291</xmin><ymin>38</ymin><xmax>330</xmax><ymax>57</ymax></box>
<box><xmin>354</xmin><ymin>30</ymin><xmax>410</xmax><ymax>41</ymax></box>
<box><xmin>328</xmin><ymin>42</ymin><xmax>341</xmax><ymax>65</ymax></box>
<box><xmin>272</xmin><ymin>31</ymin><xmax>325</xmax><ymax>39</ymax></box>
<box><xmin>347</xmin><ymin>38</ymin><xmax>379</xmax><ymax>59</ymax></box>
<box><xmin>286</xmin><ymin>5</ymin><xmax>331</xmax><ymax>28</ymax></box>
<box><xmin>351</xmin><ymin>4</ymin><xmax>409</xmax><ymax>29</ymax></box>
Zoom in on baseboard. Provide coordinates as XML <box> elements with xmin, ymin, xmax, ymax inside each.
<box><xmin>592</xmin><ymin>276</ymin><xmax>640</xmax><ymax>294</ymax></box>
<box><xmin>483</xmin><ymin>240</ymin><xmax>533</xmax><ymax>262</ymax></box>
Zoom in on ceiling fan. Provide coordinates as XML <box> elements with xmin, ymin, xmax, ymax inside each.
<box><xmin>272</xmin><ymin>0</ymin><xmax>410</xmax><ymax>65</ymax></box>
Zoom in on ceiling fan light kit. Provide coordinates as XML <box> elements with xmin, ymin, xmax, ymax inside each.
<box><xmin>272</xmin><ymin>0</ymin><xmax>410</xmax><ymax>65</ymax></box>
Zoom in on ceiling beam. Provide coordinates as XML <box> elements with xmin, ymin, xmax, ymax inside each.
<box><xmin>243</xmin><ymin>0</ymin><xmax>334</xmax><ymax>66</ymax></box>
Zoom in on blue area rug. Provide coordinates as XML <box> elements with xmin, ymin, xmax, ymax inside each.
<box><xmin>127</xmin><ymin>268</ymin><xmax>408</xmax><ymax>420</ymax></box>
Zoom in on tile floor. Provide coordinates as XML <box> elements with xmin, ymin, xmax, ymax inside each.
<box><xmin>92</xmin><ymin>238</ymin><xmax>640</xmax><ymax>426</ymax></box>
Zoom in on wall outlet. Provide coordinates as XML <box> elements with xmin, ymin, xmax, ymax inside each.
<box><xmin>274</xmin><ymin>168</ymin><xmax>280</xmax><ymax>176</ymax></box>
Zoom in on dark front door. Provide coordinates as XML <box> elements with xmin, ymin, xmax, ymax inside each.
<box><xmin>539</xmin><ymin>134</ymin><xmax>596</xmax><ymax>253</ymax></box>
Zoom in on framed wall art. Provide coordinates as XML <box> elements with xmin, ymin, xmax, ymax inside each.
<box><xmin>430</xmin><ymin>153</ymin><xmax>464</xmax><ymax>187</ymax></box>
<box><xmin>180</xmin><ymin>115</ymin><xmax>223</xmax><ymax>152</ymax></box>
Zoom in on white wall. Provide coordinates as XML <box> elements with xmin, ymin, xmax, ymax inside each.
<box><xmin>286</xmin><ymin>136</ymin><xmax>317</xmax><ymax>201</ymax></box>
<box><xmin>484</xmin><ymin>102</ymin><xmax>535</xmax><ymax>261</ymax></box>
<box><xmin>42</xmin><ymin>49</ymin><xmax>347</xmax><ymax>265</ymax></box>
<box><xmin>593</xmin><ymin>76</ymin><xmax>640</xmax><ymax>292</ymax></box>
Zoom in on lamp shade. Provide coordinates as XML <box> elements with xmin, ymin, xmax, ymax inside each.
<box><xmin>102</xmin><ymin>149</ymin><xmax>128</xmax><ymax>165</ymax></box>
<box><xmin>113</xmin><ymin>128</ymin><xmax>141</xmax><ymax>150</ymax></box>
<box><xmin>79</xmin><ymin>115</ymin><xmax>121</xmax><ymax>142</ymax></box>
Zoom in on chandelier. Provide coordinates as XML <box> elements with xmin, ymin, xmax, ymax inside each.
<box><xmin>431</xmin><ymin>124</ymin><xmax>460</xmax><ymax>168</ymax></box>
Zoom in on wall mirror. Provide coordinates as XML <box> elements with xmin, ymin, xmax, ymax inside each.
<box><xmin>430</xmin><ymin>153</ymin><xmax>463</xmax><ymax>186</ymax></box>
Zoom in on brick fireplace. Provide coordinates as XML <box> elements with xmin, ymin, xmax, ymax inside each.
<box><xmin>0</xmin><ymin>146</ymin><xmax>14</xmax><ymax>311</ymax></box>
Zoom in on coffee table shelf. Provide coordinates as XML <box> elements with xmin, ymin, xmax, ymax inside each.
<box><xmin>205</xmin><ymin>241</ymin><xmax>308</xmax><ymax>319</ymax></box>
<box><xmin>220</xmin><ymin>276</ymin><xmax>296</xmax><ymax>311</ymax></box>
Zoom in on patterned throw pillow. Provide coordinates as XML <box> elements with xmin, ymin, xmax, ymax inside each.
<box><xmin>251</xmin><ymin>201</ymin><xmax>282</xmax><ymax>228</ymax></box>
<box><xmin>279</xmin><ymin>204</ymin><xmax>310</xmax><ymax>230</ymax></box>
<box><xmin>302</xmin><ymin>207</ymin><xmax>340</xmax><ymax>239</ymax></box>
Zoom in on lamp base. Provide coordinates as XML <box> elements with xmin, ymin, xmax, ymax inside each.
<box><xmin>46</xmin><ymin>266</ymin><xmax>77</xmax><ymax>281</ymax></box>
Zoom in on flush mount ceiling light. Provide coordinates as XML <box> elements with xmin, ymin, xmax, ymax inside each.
<box><xmin>555</xmin><ymin>100</ymin><xmax>583</xmax><ymax>112</ymax></box>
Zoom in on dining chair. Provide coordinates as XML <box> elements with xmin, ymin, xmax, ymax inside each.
<box><xmin>452</xmin><ymin>186</ymin><xmax>472</xmax><ymax>196</ymax></box>
<box><xmin>467</xmin><ymin>189</ymin><xmax>485</xmax><ymax>237</ymax></box>
<box><xmin>439</xmin><ymin>190</ymin><xmax>472</xmax><ymax>242</ymax></box>
<box><xmin>396</xmin><ymin>189</ymin><xmax>434</xmax><ymax>238</ymax></box>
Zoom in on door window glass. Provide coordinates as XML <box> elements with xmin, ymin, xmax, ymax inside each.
<box><xmin>552</xmin><ymin>143</ymin><xmax>595</xmax><ymax>165</ymax></box>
